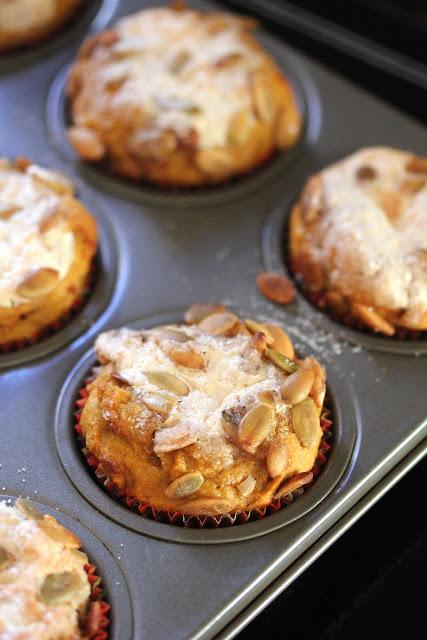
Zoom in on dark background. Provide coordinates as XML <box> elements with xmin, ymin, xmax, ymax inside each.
<box><xmin>220</xmin><ymin>1</ymin><xmax>427</xmax><ymax>638</ymax></box>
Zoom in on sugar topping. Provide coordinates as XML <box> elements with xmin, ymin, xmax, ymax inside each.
<box><xmin>314</xmin><ymin>147</ymin><xmax>427</xmax><ymax>323</ymax></box>
<box><xmin>0</xmin><ymin>501</ymin><xmax>90</xmax><ymax>639</ymax></box>
<box><xmin>0</xmin><ymin>164</ymin><xmax>75</xmax><ymax>308</ymax></box>
<box><xmin>100</xmin><ymin>8</ymin><xmax>263</xmax><ymax>148</ymax></box>
<box><xmin>95</xmin><ymin>325</ymin><xmax>288</xmax><ymax>460</ymax></box>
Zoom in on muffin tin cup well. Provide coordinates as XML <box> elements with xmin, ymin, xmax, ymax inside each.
<box><xmin>0</xmin><ymin>0</ymin><xmax>120</xmax><ymax>72</ymax></box>
<box><xmin>262</xmin><ymin>196</ymin><xmax>427</xmax><ymax>356</ymax></box>
<box><xmin>46</xmin><ymin>31</ymin><xmax>322</xmax><ymax>208</ymax></box>
<box><xmin>74</xmin><ymin>378</ymin><xmax>332</xmax><ymax>529</ymax></box>
<box><xmin>0</xmin><ymin>194</ymin><xmax>123</xmax><ymax>371</ymax></box>
<box><xmin>54</xmin><ymin>309</ymin><xmax>358</xmax><ymax>545</ymax></box>
<box><xmin>0</xmin><ymin>495</ymin><xmax>133</xmax><ymax>640</ymax></box>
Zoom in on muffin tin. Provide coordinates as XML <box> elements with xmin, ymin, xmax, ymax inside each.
<box><xmin>0</xmin><ymin>0</ymin><xmax>426</xmax><ymax>638</ymax></box>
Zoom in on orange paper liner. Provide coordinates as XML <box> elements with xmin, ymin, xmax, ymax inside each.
<box><xmin>0</xmin><ymin>260</ymin><xmax>96</xmax><ymax>354</ymax></box>
<box><xmin>74</xmin><ymin>373</ymin><xmax>332</xmax><ymax>528</ymax></box>
<box><xmin>84</xmin><ymin>562</ymin><xmax>111</xmax><ymax>640</ymax></box>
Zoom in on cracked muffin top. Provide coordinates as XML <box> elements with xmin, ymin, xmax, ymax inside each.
<box><xmin>79</xmin><ymin>307</ymin><xmax>326</xmax><ymax>516</ymax></box>
<box><xmin>66</xmin><ymin>4</ymin><xmax>302</xmax><ymax>187</ymax></box>
<box><xmin>290</xmin><ymin>147</ymin><xmax>427</xmax><ymax>335</ymax></box>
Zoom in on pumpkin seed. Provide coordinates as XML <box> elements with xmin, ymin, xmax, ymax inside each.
<box><xmin>244</xmin><ymin>319</ymin><xmax>274</xmax><ymax>344</ymax></box>
<box><xmin>266</xmin><ymin>439</ymin><xmax>288</xmax><ymax>477</ymax></box>
<box><xmin>152</xmin><ymin>327</ymin><xmax>191</xmax><ymax>342</ymax></box>
<box><xmin>169</xmin><ymin>346</ymin><xmax>204</xmax><ymax>369</ymax></box>
<box><xmin>144</xmin><ymin>371</ymin><xmax>190</xmax><ymax>396</ymax></box>
<box><xmin>27</xmin><ymin>165</ymin><xmax>74</xmax><ymax>196</ymax></box>
<box><xmin>184</xmin><ymin>303</ymin><xmax>225</xmax><ymax>325</ymax></box>
<box><xmin>301</xmin><ymin>357</ymin><xmax>326</xmax><ymax>408</ymax></box>
<box><xmin>16</xmin><ymin>267</ymin><xmax>60</xmax><ymax>299</ymax></box>
<box><xmin>273</xmin><ymin>471</ymin><xmax>313</xmax><ymax>500</ymax></box>
<box><xmin>238</xmin><ymin>403</ymin><xmax>275</xmax><ymax>453</ymax></box>
<box><xmin>182</xmin><ymin>498</ymin><xmax>232</xmax><ymax>515</ymax></box>
<box><xmin>38</xmin><ymin>516</ymin><xmax>80</xmax><ymax>548</ymax></box>
<box><xmin>265</xmin><ymin>324</ymin><xmax>295</xmax><ymax>360</ymax></box>
<box><xmin>291</xmin><ymin>397</ymin><xmax>320</xmax><ymax>448</ymax></box>
<box><xmin>39</xmin><ymin>571</ymin><xmax>82</xmax><ymax>605</ymax></box>
<box><xmin>0</xmin><ymin>546</ymin><xmax>15</xmax><ymax>571</ymax></box>
<box><xmin>143</xmin><ymin>393</ymin><xmax>177</xmax><ymax>416</ymax></box>
<box><xmin>237</xmin><ymin>474</ymin><xmax>256</xmax><ymax>496</ymax></box>
<box><xmin>266</xmin><ymin>348</ymin><xmax>298</xmax><ymax>374</ymax></box>
<box><xmin>165</xmin><ymin>472</ymin><xmax>204</xmax><ymax>499</ymax></box>
<box><xmin>406</xmin><ymin>155</ymin><xmax>427</xmax><ymax>174</ymax></box>
<box><xmin>15</xmin><ymin>498</ymin><xmax>43</xmax><ymax>520</ymax></box>
<box><xmin>198</xmin><ymin>312</ymin><xmax>238</xmax><ymax>335</ymax></box>
<box><xmin>280</xmin><ymin>368</ymin><xmax>315</xmax><ymax>405</ymax></box>
<box><xmin>0</xmin><ymin>202</ymin><xmax>20</xmax><ymax>219</ymax></box>
<box><xmin>258</xmin><ymin>390</ymin><xmax>276</xmax><ymax>408</ymax></box>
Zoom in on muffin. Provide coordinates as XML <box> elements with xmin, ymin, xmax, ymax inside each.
<box><xmin>66</xmin><ymin>4</ymin><xmax>302</xmax><ymax>187</ymax></box>
<box><xmin>0</xmin><ymin>158</ymin><xmax>97</xmax><ymax>348</ymax></box>
<box><xmin>0</xmin><ymin>0</ymin><xmax>81</xmax><ymax>52</ymax></box>
<box><xmin>0</xmin><ymin>499</ymin><xmax>109</xmax><ymax>639</ymax></box>
<box><xmin>289</xmin><ymin>147</ymin><xmax>427</xmax><ymax>336</ymax></box>
<box><xmin>78</xmin><ymin>306</ymin><xmax>327</xmax><ymax>517</ymax></box>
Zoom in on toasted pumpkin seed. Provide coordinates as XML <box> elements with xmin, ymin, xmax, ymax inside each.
<box><xmin>169</xmin><ymin>346</ymin><xmax>204</xmax><ymax>369</ymax></box>
<box><xmin>0</xmin><ymin>202</ymin><xmax>20</xmax><ymax>219</ymax></box>
<box><xmin>152</xmin><ymin>327</ymin><xmax>191</xmax><ymax>342</ymax></box>
<box><xmin>273</xmin><ymin>471</ymin><xmax>313</xmax><ymax>500</ymax></box>
<box><xmin>280</xmin><ymin>368</ymin><xmax>315</xmax><ymax>405</ymax></box>
<box><xmin>198</xmin><ymin>312</ymin><xmax>238</xmax><ymax>335</ymax></box>
<box><xmin>238</xmin><ymin>403</ymin><xmax>275</xmax><ymax>453</ymax></box>
<box><xmin>38</xmin><ymin>516</ymin><xmax>80</xmax><ymax>548</ymax></box>
<box><xmin>237</xmin><ymin>474</ymin><xmax>256</xmax><ymax>496</ymax></box>
<box><xmin>165</xmin><ymin>472</ymin><xmax>204</xmax><ymax>499</ymax></box>
<box><xmin>27</xmin><ymin>165</ymin><xmax>74</xmax><ymax>195</ymax></box>
<box><xmin>144</xmin><ymin>371</ymin><xmax>190</xmax><ymax>396</ymax></box>
<box><xmin>0</xmin><ymin>546</ymin><xmax>15</xmax><ymax>570</ymax></box>
<box><xmin>265</xmin><ymin>324</ymin><xmax>295</xmax><ymax>360</ymax></box>
<box><xmin>291</xmin><ymin>397</ymin><xmax>320</xmax><ymax>448</ymax></box>
<box><xmin>258</xmin><ymin>390</ymin><xmax>276</xmax><ymax>408</ymax></box>
<box><xmin>266</xmin><ymin>439</ymin><xmax>288</xmax><ymax>477</ymax></box>
<box><xmin>143</xmin><ymin>393</ymin><xmax>177</xmax><ymax>416</ymax></box>
<box><xmin>16</xmin><ymin>267</ymin><xmax>60</xmax><ymax>299</ymax></box>
<box><xmin>184</xmin><ymin>303</ymin><xmax>226</xmax><ymax>325</ymax></box>
<box><xmin>244</xmin><ymin>319</ymin><xmax>274</xmax><ymax>344</ymax></box>
<box><xmin>15</xmin><ymin>498</ymin><xmax>43</xmax><ymax>520</ymax></box>
<box><xmin>39</xmin><ymin>571</ymin><xmax>82</xmax><ymax>605</ymax></box>
<box><xmin>266</xmin><ymin>348</ymin><xmax>298</xmax><ymax>373</ymax></box>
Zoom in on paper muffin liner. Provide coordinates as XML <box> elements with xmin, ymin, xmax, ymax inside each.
<box><xmin>0</xmin><ymin>260</ymin><xmax>96</xmax><ymax>354</ymax></box>
<box><xmin>73</xmin><ymin>373</ymin><xmax>333</xmax><ymax>529</ymax></box>
<box><xmin>84</xmin><ymin>562</ymin><xmax>111</xmax><ymax>640</ymax></box>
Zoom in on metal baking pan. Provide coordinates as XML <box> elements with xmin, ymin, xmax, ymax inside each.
<box><xmin>0</xmin><ymin>0</ymin><xmax>426</xmax><ymax>638</ymax></box>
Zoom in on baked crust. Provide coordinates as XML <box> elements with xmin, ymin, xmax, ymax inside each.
<box><xmin>66</xmin><ymin>5</ymin><xmax>302</xmax><ymax>187</ymax></box>
<box><xmin>0</xmin><ymin>0</ymin><xmax>81</xmax><ymax>52</ymax></box>
<box><xmin>289</xmin><ymin>147</ymin><xmax>427</xmax><ymax>335</ymax></box>
<box><xmin>0</xmin><ymin>500</ymin><xmax>91</xmax><ymax>639</ymax></box>
<box><xmin>0</xmin><ymin>159</ymin><xmax>97</xmax><ymax>346</ymax></box>
<box><xmin>79</xmin><ymin>308</ymin><xmax>326</xmax><ymax>515</ymax></box>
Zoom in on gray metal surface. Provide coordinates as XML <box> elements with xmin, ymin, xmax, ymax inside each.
<box><xmin>0</xmin><ymin>0</ymin><xmax>426</xmax><ymax>639</ymax></box>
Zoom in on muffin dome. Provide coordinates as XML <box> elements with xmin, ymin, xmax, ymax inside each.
<box><xmin>290</xmin><ymin>147</ymin><xmax>427</xmax><ymax>335</ymax></box>
<box><xmin>66</xmin><ymin>5</ymin><xmax>302</xmax><ymax>187</ymax></box>
<box><xmin>0</xmin><ymin>158</ymin><xmax>97</xmax><ymax>347</ymax></box>
<box><xmin>0</xmin><ymin>500</ymin><xmax>95</xmax><ymax>639</ymax></box>
<box><xmin>79</xmin><ymin>308</ymin><xmax>326</xmax><ymax>516</ymax></box>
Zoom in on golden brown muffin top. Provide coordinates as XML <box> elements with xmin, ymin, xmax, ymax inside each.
<box><xmin>0</xmin><ymin>160</ymin><xmax>77</xmax><ymax>309</ymax></box>
<box><xmin>0</xmin><ymin>500</ymin><xmax>90</xmax><ymax>640</ymax></box>
<box><xmin>296</xmin><ymin>147</ymin><xmax>427</xmax><ymax>329</ymax></box>
<box><xmin>89</xmin><ymin>310</ymin><xmax>326</xmax><ymax>513</ymax></box>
